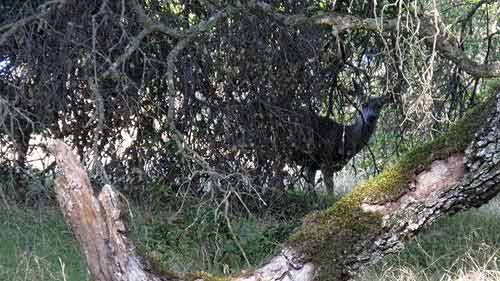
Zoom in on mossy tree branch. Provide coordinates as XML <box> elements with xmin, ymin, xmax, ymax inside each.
<box><xmin>52</xmin><ymin>90</ymin><xmax>500</xmax><ymax>281</ymax></box>
<box><xmin>285</xmin><ymin>90</ymin><xmax>500</xmax><ymax>280</ymax></box>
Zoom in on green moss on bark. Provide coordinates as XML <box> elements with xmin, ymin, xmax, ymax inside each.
<box><xmin>184</xmin><ymin>272</ymin><xmax>230</xmax><ymax>281</ymax></box>
<box><xmin>287</xmin><ymin>93</ymin><xmax>497</xmax><ymax>280</ymax></box>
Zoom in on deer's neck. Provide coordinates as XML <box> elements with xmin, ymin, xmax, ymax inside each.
<box><xmin>351</xmin><ymin>115</ymin><xmax>377</xmax><ymax>148</ymax></box>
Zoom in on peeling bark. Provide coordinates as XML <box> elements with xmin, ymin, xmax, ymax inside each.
<box><xmin>235</xmin><ymin>249</ymin><xmax>315</xmax><ymax>281</ymax></box>
<box><xmin>361</xmin><ymin>153</ymin><xmax>465</xmax><ymax>216</ymax></box>
<box><xmin>52</xmin><ymin>91</ymin><xmax>500</xmax><ymax>281</ymax></box>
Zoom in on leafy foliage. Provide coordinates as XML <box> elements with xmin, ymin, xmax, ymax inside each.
<box><xmin>0</xmin><ymin>0</ymin><xmax>498</xmax><ymax>204</ymax></box>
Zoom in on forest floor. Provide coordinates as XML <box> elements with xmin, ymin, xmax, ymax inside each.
<box><xmin>1</xmin><ymin>194</ymin><xmax>500</xmax><ymax>281</ymax></box>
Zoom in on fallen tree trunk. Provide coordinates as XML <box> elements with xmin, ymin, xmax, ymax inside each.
<box><xmin>51</xmin><ymin>90</ymin><xmax>500</xmax><ymax>281</ymax></box>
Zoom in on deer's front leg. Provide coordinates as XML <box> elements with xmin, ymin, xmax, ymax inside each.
<box><xmin>322</xmin><ymin>168</ymin><xmax>335</xmax><ymax>194</ymax></box>
<box><xmin>304</xmin><ymin>166</ymin><xmax>317</xmax><ymax>193</ymax></box>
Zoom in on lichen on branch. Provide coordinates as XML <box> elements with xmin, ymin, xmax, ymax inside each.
<box><xmin>287</xmin><ymin>91</ymin><xmax>499</xmax><ymax>280</ymax></box>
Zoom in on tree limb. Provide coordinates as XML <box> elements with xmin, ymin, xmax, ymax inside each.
<box><xmin>51</xmin><ymin>88</ymin><xmax>500</xmax><ymax>281</ymax></box>
<box><xmin>254</xmin><ymin>2</ymin><xmax>500</xmax><ymax>78</ymax></box>
<box><xmin>286</xmin><ymin>90</ymin><xmax>500</xmax><ymax>280</ymax></box>
<box><xmin>50</xmin><ymin>141</ymin><xmax>167</xmax><ymax>281</ymax></box>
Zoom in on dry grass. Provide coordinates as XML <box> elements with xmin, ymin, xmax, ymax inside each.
<box><xmin>2</xmin><ymin>196</ymin><xmax>500</xmax><ymax>281</ymax></box>
<box><xmin>357</xmin><ymin>197</ymin><xmax>500</xmax><ymax>281</ymax></box>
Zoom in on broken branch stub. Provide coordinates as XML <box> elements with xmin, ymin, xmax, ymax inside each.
<box><xmin>51</xmin><ymin>140</ymin><xmax>166</xmax><ymax>281</ymax></box>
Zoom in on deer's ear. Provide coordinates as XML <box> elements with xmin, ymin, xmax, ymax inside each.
<box><xmin>378</xmin><ymin>97</ymin><xmax>387</xmax><ymax>107</ymax></box>
<box><xmin>351</xmin><ymin>78</ymin><xmax>364</xmax><ymax>97</ymax></box>
<box><xmin>372</xmin><ymin>96</ymin><xmax>390</xmax><ymax>108</ymax></box>
<box><xmin>383</xmin><ymin>94</ymin><xmax>396</xmax><ymax>105</ymax></box>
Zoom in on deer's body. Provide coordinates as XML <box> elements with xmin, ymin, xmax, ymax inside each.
<box><xmin>288</xmin><ymin>96</ymin><xmax>388</xmax><ymax>192</ymax></box>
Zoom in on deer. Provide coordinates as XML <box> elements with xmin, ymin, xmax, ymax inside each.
<box><xmin>288</xmin><ymin>95</ymin><xmax>390</xmax><ymax>193</ymax></box>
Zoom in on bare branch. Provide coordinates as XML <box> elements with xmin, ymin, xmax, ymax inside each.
<box><xmin>105</xmin><ymin>8</ymin><xmax>228</xmax><ymax>77</ymax></box>
<box><xmin>0</xmin><ymin>0</ymin><xmax>65</xmax><ymax>46</ymax></box>
<box><xmin>255</xmin><ymin>2</ymin><xmax>500</xmax><ymax>78</ymax></box>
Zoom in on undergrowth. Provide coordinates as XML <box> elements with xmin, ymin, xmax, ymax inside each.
<box><xmin>1</xmin><ymin>195</ymin><xmax>500</xmax><ymax>280</ymax></box>
<box><xmin>0</xmin><ymin>207</ymin><xmax>88</xmax><ymax>281</ymax></box>
<box><xmin>131</xmin><ymin>206</ymin><xmax>299</xmax><ymax>274</ymax></box>
<box><xmin>130</xmin><ymin>189</ymin><xmax>336</xmax><ymax>274</ymax></box>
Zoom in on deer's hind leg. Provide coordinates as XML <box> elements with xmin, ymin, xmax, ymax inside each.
<box><xmin>304</xmin><ymin>166</ymin><xmax>317</xmax><ymax>193</ymax></box>
<box><xmin>322</xmin><ymin>167</ymin><xmax>335</xmax><ymax>194</ymax></box>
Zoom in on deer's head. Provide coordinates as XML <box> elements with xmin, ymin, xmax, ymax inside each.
<box><xmin>361</xmin><ymin>96</ymin><xmax>390</xmax><ymax>124</ymax></box>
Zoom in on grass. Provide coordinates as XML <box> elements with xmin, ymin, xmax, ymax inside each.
<box><xmin>2</xmin><ymin>196</ymin><xmax>500</xmax><ymax>281</ymax></box>
<box><xmin>357</xmin><ymin>199</ymin><xmax>500</xmax><ymax>281</ymax></box>
<box><xmin>129</xmin><ymin>206</ymin><xmax>299</xmax><ymax>274</ymax></box>
<box><xmin>0</xmin><ymin>206</ymin><xmax>88</xmax><ymax>281</ymax></box>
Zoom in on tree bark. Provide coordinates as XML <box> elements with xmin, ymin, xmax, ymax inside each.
<box><xmin>51</xmin><ymin>90</ymin><xmax>500</xmax><ymax>281</ymax></box>
<box><xmin>51</xmin><ymin>142</ymin><xmax>167</xmax><ymax>281</ymax></box>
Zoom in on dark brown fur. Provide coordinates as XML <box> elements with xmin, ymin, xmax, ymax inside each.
<box><xmin>289</xmin><ymin>96</ymin><xmax>389</xmax><ymax>192</ymax></box>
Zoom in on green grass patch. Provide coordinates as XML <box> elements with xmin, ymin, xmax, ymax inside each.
<box><xmin>2</xmin><ymin>195</ymin><xmax>500</xmax><ymax>281</ymax></box>
<box><xmin>130</xmin><ymin>205</ymin><xmax>299</xmax><ymax>275</ymax></box>
<box><xmin>0</xmin><ymin>207</ymin><xmax>88</xmax><ymax>281</ymax></box>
